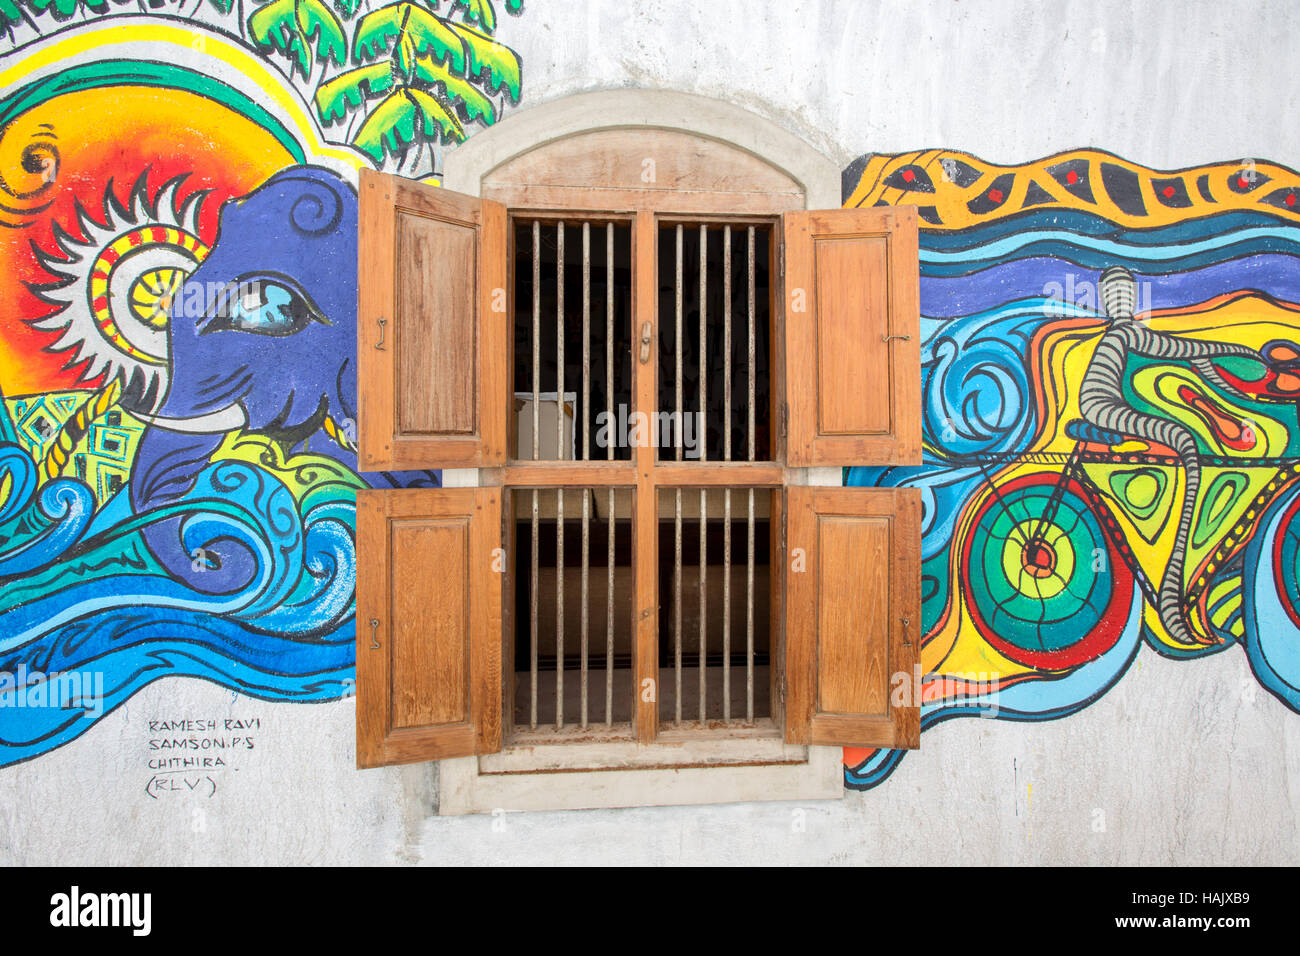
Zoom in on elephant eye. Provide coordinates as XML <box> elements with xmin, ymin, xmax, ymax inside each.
<box><xmin>202</xmin><ymin>277</ymin><xmax>328</xmax><ymax>337</ymax></box>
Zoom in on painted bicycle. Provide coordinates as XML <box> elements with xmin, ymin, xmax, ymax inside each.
<box><xmin>955</xmin><ymin>268</ymin><xmax>1300</xmax><ymax>677</ymax></box>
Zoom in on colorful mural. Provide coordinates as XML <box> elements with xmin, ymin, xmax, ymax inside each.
<box><xmin>845</xmin><ymin>150</ymin><xmax>1300</xmax><ymax>787</ymax></box>
<box><xmin>0</xmin><ymin>2</ymin><xmax>524</xmax><ymax>764</ymax></box>
<box><xmin>1</xmin><ymin>5</ymin><xmax>1296</xmax><ymax>787</ymax></box>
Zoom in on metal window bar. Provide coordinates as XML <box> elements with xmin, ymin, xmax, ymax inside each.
<box><xmin>746</xmin><ymin>226</ymin><xmax>756</xmax><ymax>719</ymax></box>
<box><xmin>605</xmin><ymin>223</ymin><xmax>615</xmax><ymax>727</ymax></box>
<box><xmin>723</xmin><ymin>225</ymin><xmax>732</xmax><ymax>718</ymax></box>
<box><xmin>698</xmin><ymin>223</ymin><xmax>708</xmax><ymax>719</ymax></box>
<box><xmin>529</xmin><ymin>220</ymin><xmax>540</xmax><ymax>729</ymax></box>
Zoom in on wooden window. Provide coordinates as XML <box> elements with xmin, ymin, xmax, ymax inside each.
<box><xmin>357</xmin><ymin>172</ymin><xmax>508</xmax><ymax>470</ymax></box>
<box><xmin>354</xmin><ymin>169</ymin><xmax>922</xmax><ymax>770</ymax></box>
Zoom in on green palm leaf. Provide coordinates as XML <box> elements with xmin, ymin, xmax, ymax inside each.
<box><xmin>353</xmin><ymin>90</ymin><xmax>417</xmax><ymax>161</ymax></box>
<box><xmin>448</xmin><ymin>21</ymin><xmax>520</xmax><ymax>100</ymax></box>
<box><xmin>408</xmin><ymin>87</ymin><xmax>466</xmax><ymax>142</ymax></box>
<box><xmin>26</xmin><ymin>0</ymin><xmax>79</xmax><ymax>17</ymax></box>
<box><xmin>452</xmin><ymin>0</ymin><xmax>496</xmax><ymax>34</ymax></box>
<box><xmin>250</xmin><ymin>0</ymin><xmax>345</xmax><ymax>77</ymax></box>
<box><xmin>315</xmin><ymin>62</ymin><xmax>396</xmax><ymax>123</ymax></box>
<box><xmin>413</xmin><ymin>55</ymin><xmax>495</xmax><ymax>125</ymax></box>
<box><xmin>295</xmin><ymin>0</ymin><xmax>347</xmax><ymax>66</ymax></box>
<box><xmin>353</xmin><ymin>3</ymin><xmax>465</xmax><ymax>73</ymax></box>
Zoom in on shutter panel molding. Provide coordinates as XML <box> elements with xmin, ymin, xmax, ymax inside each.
<box><xmin>357</xmin><ymin>169</ymin><xmax>507</xmax><ymax>470</ymax></box>
<box><xmin>783</xmin><ymin>206</ymin><xmax>921</xmax><ymax>467</ymax></box>
<box><xmin>784</xmin><ymin>486</ymin><xmax>921</xmax><ymax>750</ymax></box>
<box><xmin>356</xmin><ymin>487</ymin><xmax>503</xmax><ymax>768</ymax></box>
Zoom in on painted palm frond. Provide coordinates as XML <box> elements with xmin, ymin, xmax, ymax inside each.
<box><xmin>447</xmin><ymin>20</ymin><xmax>520</xmax><ymax>100</ymax></box>
<box><xmin>22</xmin><ymin>0</ymin><xmax>112</xmax><ymax>20</ymax></box>
<box><xmin>315</xmin><ymin>0</ymin><xmax>522</xmax><ymax>163</ymax></box>
<box><xmin>353</xmin><ymin>87</ymin><xmax>464</xmax><ymax>159</ymax></box>
<box><xmin>316</xmin><ymin>61</ymin><xmax>396</xmax><ymax>123</ymax></box>
<box><xmin>353</xmin><ymin>3</ymin><xmax>464</xmax><ymax>72</ymax></box>
<box><xmin>249</xmin><ymin>0</ymin><xmax>347</xmax><ymax>79</ymax></box>
<box><xmin>412</xmin><ymin>54</ymin><xmax>495</xmax><ymax>124</ymax></box>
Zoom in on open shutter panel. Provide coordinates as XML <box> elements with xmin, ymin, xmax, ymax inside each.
<box><xmin>358</xmin><ymin>169</ymin><xmax>507</xmax><ymax>470</ymax></box>
<box><xmin>783</xmin><ymin>206</ymin><xmax>921</xmax><ymax>467</ymax></box>
<box><xmin>784</xmin><ymin>486</ymin><xmax>921</xmax><ymax>750</ymax></box>
<box><xmin>356</xmin><ymin>487</ymin><xmax>503</xmax><ymax>768</ymax></box>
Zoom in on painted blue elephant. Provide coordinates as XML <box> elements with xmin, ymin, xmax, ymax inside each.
<box><xmin>129</xmin><ymin>165</ymin><xmax>433</xmax><ymax>594</ymax></box>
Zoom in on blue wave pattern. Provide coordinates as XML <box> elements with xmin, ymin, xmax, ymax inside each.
<box><xmin>845</xmin><ymin>205</ymin><xmax>1300</xmax><ymax>789</ymax></box>
<box><xmin>0</xmin><ymin>436</ymin><xmax>415</xmax><ymax>765</ymax></box>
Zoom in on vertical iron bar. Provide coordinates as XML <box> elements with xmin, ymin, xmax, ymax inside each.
<box><xmin>722</xmin><ymin>225</ymin><xmax>733</xmax><ymax>718</ymax></box>
<box><xmin>724</xmin><ymin>225</ymin><xmax>732</xmax><ymax>463</ymax></box>
<box><xmin>747</xmin><ymin>487</ymin><xmax>755</xmax><ymax>722</ymax></box>
<box><xmin>747</xmin><ymin>225</ymin><xmax>755</xmax><ymax>463</ymax></box>
<box><xmin>698</xmin><ymin>224</ymin><xmax>708</xmax><ymax>720</ymax></box>
<box><xmin>674</xmin><ymin>486</ymin><xmax>682</xmax><ymax>725</ymax></box>
<box><xmin>529</xmin><ymin>220</ymin><xmax>540</xmax><ymax>728</ymax></box>
<box><xmin>532</xmin><ymin>221</ymin><xmax>540</xmax><ymax>461</ymax></box>
<box><xmin>580</xmin><ymin>223</ymin><xmax>591</xmax><ymax>729</ymax></box>
<box><xmin>557</xmin><ymin>221</ymin><xmax>565</xmax><ymax>460</ymax></box>
<box><xmin>530</xmin><ymin>488</ymin><xmax>539</xmax><ymax>729</ymax></box>
<box><xmin>723</xmin><ymin>487</ymin><xmax>731</xmax><ymax>721</ymax></box>
<box><xmin>605</xmin><ymin>224</ymin><xmax>615</xmax><ymax>726</ymax></box>
<box><xmin>606</xmin><ymin>487</ymin><xmax>615</xmax><ymax>727</ymax></box>
<box><xmin>746</xmin><ymin>228</ymin><xmax>757</xmax><ymax>721</ymax></box>
<box><xmin>699</xmin><ymin>487</ymin><xmax>707</xmax><ymax>720</ymax></box>
<box><xmin>582</xmin><ymin>222</ymin><xmax>591</xmax><ymax>462</ymax></box>
<box><xmin>581</xmin><ymin>488</ymin><xmax>590</xmax><ymax>728</ymax></box>
<box><xmin>556</xmin><ymin>487</ymin><xmax>565</xmax><ymax>729</ymax></box>
<box><xmin>675</xmin><ymin>223</ymin><xmax>683</xmax><ymax>462</ymax></box>
<box><xmin>606</xmin><ymin>222</ymin><xmax>614</xmax><ymax>463</ymax></box>
<box><xmin>555</xmin><ymin>222</ymin><xmax>566</xmax><ymax>726</ymax></box>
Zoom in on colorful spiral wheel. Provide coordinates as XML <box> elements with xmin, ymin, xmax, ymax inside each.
<box><xmin>960</xmin><ymin>472</ymin><xmax>1134</xmax><ymax>669</ymax></box>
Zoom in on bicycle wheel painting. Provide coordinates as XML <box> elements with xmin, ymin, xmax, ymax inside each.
<box><xmin>846</xmin><ymin>149</ymin><xmax>1300</xmax><ymax>787</ymax></box>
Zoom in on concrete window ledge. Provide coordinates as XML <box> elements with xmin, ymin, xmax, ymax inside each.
<box><xmin>437</xmin><ymin>743</ymin><xmax>844</xmax><ymax>815</ymax></box>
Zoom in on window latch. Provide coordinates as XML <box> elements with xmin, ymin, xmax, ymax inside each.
<box><xmin>375</xmin><ymin>317</ymin><xmax>387</xmax><ymax>350</ymax></box>
<box><xmin>881</xmin><ymin>333</ymin><xmax>911</xmax><ymax>343</ymax></box>
<box><xmin>638</xmin><ymin>321</ymin><xmax>653</xmax><ymax>364</ymax></box>
<box><xmin>901</xmin><ymin>616</ymin><xmax>912</xmax><ymax>647</ymax></box>
<box><xmin>368</xmin><ymin>617</ymin><xmax>381</xmax><ymax>649</ymax></box>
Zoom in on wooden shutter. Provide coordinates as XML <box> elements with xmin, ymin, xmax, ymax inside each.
<box><xmin>357</xmin><ymin>169</ymin><xmax>507</xmax><ymax>470</ymax></box>
<box><xmin>783</xmin><ymin>206</ymin><xmax>921</xmax><ymax>466</ymax></box>
<box><xmin>784</xmin><ymin>486</ymin><xmax>920</xmax><ymax>749</ymax></box>
<box><xmin>356</xmin><ymin>487</ymin><xmax>503</xmax><ymax>768</ymax></box>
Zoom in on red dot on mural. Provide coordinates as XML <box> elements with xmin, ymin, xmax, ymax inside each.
<box><xmin>1066</xmin><ymin>170</ymin><xmax>1079</xmax><ymax>185</ymax></box>
<box><xmin>1238</xmin><ymin>176</ymin><xmax>1250</xmax><ymax>189</ymax></box>
<box><xmin>1288</xmin><ymin>193</ymin><xmax>1297</xmax><ymax>207</ymax></box>
<box><xmin>902</xmin><ymin>168</ymin><xmax>915</xmax><ymax>183</ymax></box>
<box><xmin>988</xmin><ymin>189</ymin><xmax>1004</xmax><ymax>203</ymax></box>
<box><xmin>1162</xmin><ymin>185</ymin><xmax>1176</xmax><ymax>198</ymax></box>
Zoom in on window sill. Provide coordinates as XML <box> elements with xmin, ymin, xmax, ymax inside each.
<box><xmin>436</xmin><ymin>738</ymin><xmax>844</xmax><ymax>814</ymax></box>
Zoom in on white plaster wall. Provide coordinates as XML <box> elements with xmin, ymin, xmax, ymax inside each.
<box><xmin>3</xmin><ymin>0</ymin><xmax>1300</xmax><ymax>866</ymax></box>
<box><xmin>499</xmin><ymin>0</ymin><xmax>1299</xmax><ymax>172</ymax></box>
<box><xmin>1</xmin><ymin>644</ymin><xmax>1296</xmax><ymax>865</ymax></box>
